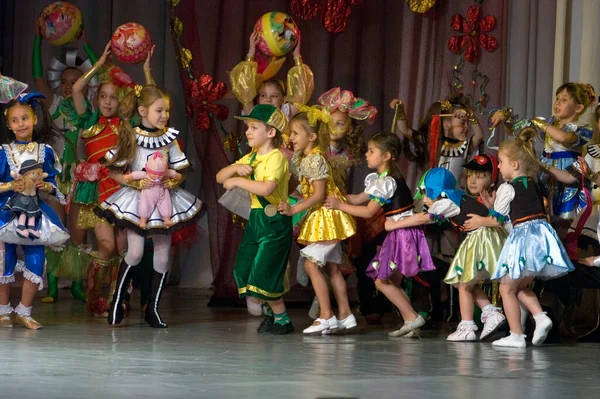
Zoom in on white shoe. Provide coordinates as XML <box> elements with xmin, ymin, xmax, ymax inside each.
<box><xmin>308</xmin><ymin>296</ymin><xmax>320</xmax><ymax>320</ymax></box>
<box><xmin>532</xmin><ymin>312</ymin><xmax>553</xmax><ymax>346</ymax></box>
<box><xmin>335</xmin><ymin>314</ymin><xmax>357</xmax><ymax>331</ymax></box>
<box><xmin>303</xmin><ymin>316</ymin><xmax>338</xmax><ymax>334</ymax></box>
<box><xmin>388</xmin><ymin>314</ymin><xmax>426</xmax><ymax>337</ymax></box>
<box><xmin>480</xmin><ymin>311</ymin><xmax>506</xmax><ymax>340</ymax></box>
<box><xmin>447</xmin><ymin>321</ymin><xmax>478</xmax><ymax>342</ymax></box>
<box><xmin>492</xmin><ymin>332</ymin><xmax>526</xmax><ymax>348</ymax></box>
<box><xmin>246</xmin><ymin>297</ymin><xmax>263</xmax><ymax>317</ymax></box>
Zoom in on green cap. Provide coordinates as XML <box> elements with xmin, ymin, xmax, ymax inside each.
<box><xmin>234</xmin><ymin>104</ymin><xmax>287</xmax><ymax>133</ymax></box>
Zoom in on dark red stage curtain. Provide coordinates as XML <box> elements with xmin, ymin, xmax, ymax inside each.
<box><xmin>168</xmin><ymin>0</ymin><xmax>507</xmax><ymax>302</ymax></box>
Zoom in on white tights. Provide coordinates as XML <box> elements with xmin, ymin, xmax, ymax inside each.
<box><xmin>124</xmin><ymin>229</ymin><xmax>172</xmax><ymax>273</ymax></box>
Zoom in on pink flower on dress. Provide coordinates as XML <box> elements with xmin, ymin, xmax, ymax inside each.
<box><xmin>75</xmin><ymin>162</ymin><xmax>101</xmax><ymax>182</ymax></box>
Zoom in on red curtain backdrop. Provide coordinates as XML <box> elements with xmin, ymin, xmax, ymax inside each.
<box><xmin>169</xmin><ymin>0</ymin><xmax>507</xmax><ymax>301</ymax></box>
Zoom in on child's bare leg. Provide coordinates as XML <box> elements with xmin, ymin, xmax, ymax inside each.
<box><xmin>305</xmin><ymin>260</ymin><xmax>333</xmax><ymax>322</ymax></box>
<box><xmin>375</xmin><ymin>277</ymin><xmax>418</xmax><ymax>321</ymax></box>
<box><xmin>326</xmin><ymin>262</ymin><xmax>351</xmax><ymax>319</ymax></box>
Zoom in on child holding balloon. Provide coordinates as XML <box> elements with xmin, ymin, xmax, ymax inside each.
<box><xmin>229</xmin><ymin>12</ymin><xmax>314</xmax><ymax>131</ymax></box>
<box><xmin>66</xmin><ymin>40</ymin><xmax>155</xmax><ymax>317</ymax></box>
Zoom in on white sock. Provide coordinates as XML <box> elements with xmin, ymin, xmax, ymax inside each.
<box><xmin>0</xmin><ymin>303</ymin><xmax>13</xmax><ymax>315</ymax></box>
<box><xmin>533</xmin><ymin>311</ymin><xmax>547</xmax><ymax>321</ymax></box>
<box><xmin>14</xmin><ymin>303</ymin><xmax>32</xmax><ymax>317</ymax></box>
<box><xmin>482</xmin><ymin>304</ymin><xmax>494</xmax><ymax>313</ymax></box>
<box><xmin>461</xmin><ymin>320</ymin><xmax>476</xmax><ymax>325</ymax></box>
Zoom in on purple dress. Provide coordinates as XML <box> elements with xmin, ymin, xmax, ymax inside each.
<box><xmin>364</xmin><ymin>173</ymin><xmax>435</xmax><ymax>280</ymax></box>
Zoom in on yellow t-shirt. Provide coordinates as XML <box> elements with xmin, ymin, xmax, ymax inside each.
<box><xmin>236</xmin><ymin>149</ymin><xmax>289</xmax><ymax>209</ymax></box>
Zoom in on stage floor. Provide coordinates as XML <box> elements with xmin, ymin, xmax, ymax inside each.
<box><xmin>1</xmin><ymin>288</ymin><xmax>599</xmax><ymax>399</ymax></box>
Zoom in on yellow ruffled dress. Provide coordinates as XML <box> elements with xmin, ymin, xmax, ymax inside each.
<box><xmin>293</xmin><ymin>148</ymin><xmax>356</xmax><ymax>245</ymax></box>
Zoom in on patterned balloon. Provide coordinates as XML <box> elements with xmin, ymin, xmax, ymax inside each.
<box><xmin>254</xmin><ymin>12</ymin><xmax>300</xmax><ymax>58</ymax></box>
<box><xmin>111</xmin><ymin>23</ymin><xmax>153</xmax><ymax>64</ymax></box>
<box><xmin>38</xmin><ymin>2</ymin><xmax>84</xmax><ymax>46</ymax></box>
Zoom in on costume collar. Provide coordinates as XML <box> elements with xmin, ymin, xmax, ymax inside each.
<box><xmin>134</xmin><ymin>126</ymin><xmax>180</xmax><ymax>149</ymax></box>
<box><xmin>512</xmin><ymin>176</ymin><xmax>529</xmax><ymax>188</ymax></box>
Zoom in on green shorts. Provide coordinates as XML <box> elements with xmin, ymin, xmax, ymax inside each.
<box><xmin>234</xmin><ymin>208</ymin><xmax>292</xmax><ymax>301</ymax></box>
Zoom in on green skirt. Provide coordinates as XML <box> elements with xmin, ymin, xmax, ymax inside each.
<box><xmin>72</xmin><ymin>181</ymin><xmax>99</xmax><ymax>205</ymax></box>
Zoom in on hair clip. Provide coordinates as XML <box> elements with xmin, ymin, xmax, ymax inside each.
<box><xmin>17</xmin><ymin>92</ymin><xmax>46</xmax><ymax>108</ymax></box>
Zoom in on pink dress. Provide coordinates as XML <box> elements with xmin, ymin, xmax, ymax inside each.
<box><xmin>129</xmin><ymin>170</ymin><xmax>179</xmax><ymax>219</ymax></box>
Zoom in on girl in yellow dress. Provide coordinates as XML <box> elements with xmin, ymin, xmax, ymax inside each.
<box><xmin>277</xmin><ymin>105</ymin><xmax>357</xmax><ymax>335</ymax></box>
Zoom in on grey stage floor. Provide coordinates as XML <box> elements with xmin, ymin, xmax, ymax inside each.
<box><xmin>0</xmin><ymin>288</ymin><xmax>598</xmax><ymax>399</ymax></box>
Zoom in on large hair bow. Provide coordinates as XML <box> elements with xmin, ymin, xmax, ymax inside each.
<box><xmin>318</xmin><ymin>87</ymin><xmax>378</xmax><ymax>124</ymax></box>
<box><xmin>295</xmin><ymin>104</ymin><xmax>332</xmax><ymax>127</ymax></box>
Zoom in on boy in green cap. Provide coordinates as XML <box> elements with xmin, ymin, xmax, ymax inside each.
<box><xmin>216</xmin><ymin>104</ymin><xmax>294</xmax><ymax>334</ymax></box>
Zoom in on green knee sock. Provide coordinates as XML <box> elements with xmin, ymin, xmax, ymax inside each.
<box><xmin>274</xmin><ymin>311</ymin><xmax>290</xmax><ymax>325</ymax></box>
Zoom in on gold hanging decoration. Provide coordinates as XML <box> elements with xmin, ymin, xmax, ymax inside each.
<box><xmin>171</xmin><ymin>16</ymin><xmax>183</xmax><ymax>37</ymax></box>
<box><xmin>179</xmin><ymin>47</ymin><xmax>192</xmax><ymax>69</ymax></box>
<box><xmin>406</xmin><ymin>0</ymin><xmax>436</xmax><ymax>13</ymax></box>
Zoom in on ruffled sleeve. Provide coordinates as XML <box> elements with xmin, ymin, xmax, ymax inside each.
<box><xmin>489</xmin><ymin>182</ymin><xmax>514</xmax><ymax>222</ymax></box>
<box><xmin>168</xmin><ymin>139</ymin><xmax>190</xmax><ymax>171</ymax></box>
<box><xmin>286</xmin><ymin>57</ymin><xmax>314</xmax><ymax>105</ymax></box>
<box><xmin>300</xmin><ymin>153</ymin><xmax>329</xmax><ymax>182</ymax></box>
<box><xmin>228</xmin><ymin>59</ymin><xmax>259</xmax><ymax>107</ymax></box>
<box><xmin>0</xmin><ymin>150</ymin><xmax>10</xmax><ymax>183</ymax></box>
<box><xmin>42</xmin><ymin>144</ymin><xmax>65</xmax><ymax>204</ymax></box>
<box><xmin>364</xmin><ymin>174</ymin><xmax>397</xmax><ymax>206</ymax></box>
<box><xmin>568</xmin><ymin>123</ymin><xmax>593</xmax><ymax>148</ymax></box>
<box><xmin>428</xmin><ymin>198</ymin><xmax>461</xmax><ymax>220</ymax></box>
<box><xmin>290</xmin><ymin>151</ymin><xmax>301</xmax><ymax>179</ymax></box>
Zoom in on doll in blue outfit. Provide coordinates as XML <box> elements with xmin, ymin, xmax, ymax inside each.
<box><xmin>0</xmin><ymin>92</ymin><xmax>69</xmax><ymax>329</ymax></box>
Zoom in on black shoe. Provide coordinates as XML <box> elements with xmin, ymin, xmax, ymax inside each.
<box><xmin>108</xmin><ymin>260</ymin><xmax>135</xmax><ymax>325</ymax></box>
<box><xmin>265</xmin><ymin>321</ymin><xmax>294</xmax><ymax>335</ymax></box>
<box><xmin>145</xmin><ymin>271</ymin><xmax>168</xmax><ymax>328</ymax></box>
<box><xmin>257</xmin><ymin>315</ymin><xmax>274</xmax><ymax>333</ymax></box>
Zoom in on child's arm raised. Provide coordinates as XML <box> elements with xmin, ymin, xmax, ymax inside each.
<box><xmin>72</xmin><ymin>42</ymin><xmax>111</xmax><ymax>115</ymax></box>
<box><xmin>390</xmin><ymin>99</ymin><xmax>413</xmax><ymax>140</ymax></box>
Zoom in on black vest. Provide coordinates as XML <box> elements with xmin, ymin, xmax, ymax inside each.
<box><xmin>509</xmin><ymin>178</ymin><xmax>546</xmax><ymax>225</ymax></box>
<box><xmin>451</xmin><ymin>194</ymin><xmax>488</xmax><ymax>228</ymax></box>
<box><xmin>382</xmin><ymin>177</ymin><xmax>414</xmax><ymax>216</ymax></box>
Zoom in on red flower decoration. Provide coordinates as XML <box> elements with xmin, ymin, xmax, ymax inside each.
<box><xmin>184</xmin><ymin>74</ymin><xmax>229</xmax><ymax>131</ymax></box>
<box><xmin>448</xmin><ymin>5</ymin><xmax>498</xmax><ymax>63</ymax></box>
<box><xmin>291</xmin><ymin>0</ymin><xmax>364</xmax><ymax>33</ymax></box>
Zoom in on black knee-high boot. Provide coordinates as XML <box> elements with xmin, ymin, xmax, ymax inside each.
<box><xmin>145</xmin><ymin>270</ymin><xmax>168</xmax><ymax>328</ymax></box>
<box><xmin>108</xmin><ymin>260</ymin><xmax>135</xmax><ymax>325</ymax></box>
